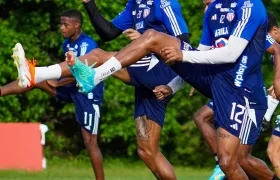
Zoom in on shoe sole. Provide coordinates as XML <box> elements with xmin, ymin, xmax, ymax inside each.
<box><xmin>11</xmin><ymin>43</ymin><xmax>28</xmax><ymax>88</ymax></box>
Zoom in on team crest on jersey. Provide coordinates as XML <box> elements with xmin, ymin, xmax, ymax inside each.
<box><xmin>147</xmin><ymin>0</ymin><xmax>153</xmax><ymax>5</ymax></box>
<box><xmin>160</xmin><ymin>0</ymin><xmax>170</xmax><ymax>9</ymax></box>
<box><xmin>143</xmin><ymin>8</ymin><xmax>150</xmax><ymax>18</ymax></box>
<box><xmin>226</xmin><ymin>9</ymin><xmax>235</xmax><ymax>22</ymax></box>
<box><xmin>242</xmin><ymin>1</ymin><xmax>253</xmax><ymax>9</ymax></box>
<box><xmin>230</xmin><ymin>2</ymin><xmax>237</xmax><ymax>8</ymax></box>
<box><xmin>215</xmin><ymin>3</ymin><xmax>222</xmax><ymax>9</ymax></box>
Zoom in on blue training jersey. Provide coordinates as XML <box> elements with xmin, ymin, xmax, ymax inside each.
<box><xmin>112</xmin><ymin>0</ymin><xmax>188</xmax><ymax>36</ymax></box>
<box><xmin>62</xmin><ymin>33</ymin><xmax>104</xmax><ymax>104</ymax></box>
<box><xmin>200</xmin><ymin>0</ymin><xmax>267</xmax><ymax>101</ymax></box>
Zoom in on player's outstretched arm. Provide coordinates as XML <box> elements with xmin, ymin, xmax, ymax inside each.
<box><xmin>82</xmin><ymin>0</ymin><xmax>122</xmax><ymax>41</ymax></box>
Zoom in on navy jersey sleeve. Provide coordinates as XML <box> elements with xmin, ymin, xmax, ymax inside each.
<box><xmin>265</xmin><ymin>34</ymin><xmax>275</xmax><ymax>50</ymax></box>
<box><xmin>62</xmin><ymin>40</ymin><xmax>69</xmax><ymax>54</ymax></box>
<box><xmin>199</xmin><ymin>3</ymin><xmax>213</xmax><ymax>46</ymax></box>
<box><xmin>157</xmin><ymin>0</ymin><xmax>188</xmax><ymax>36</ymax></box>
<box><xmin>231</xmin><ymin>0</ymin><xmax>267</xmax><ymax>41</ymax></box>
<box><xmin>79</xmin><ymin>38</ymin><xmax>98</xmax><ymax>56</ymax></box>
<box><xmin>111</xmin><ymin>0</ymin><xmax>134</xmax><ymax>30</ymax></box>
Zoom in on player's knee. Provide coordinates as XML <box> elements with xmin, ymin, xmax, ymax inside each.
<box><xmin>84</xmin><ymin>135</ymin><xmax>98</xmax><ymax>149</ymax></box>
<box><xmin>218</xmin><ymin>154</ymin><xmax>235</xmax><ymax>173</ymax></box>
<box><xmin>137</xmin><ymin>147</ymin><xmax>153</xmax><ymax>160</ymax></box>
<box><xmin>142</xmin><ymin>29</ymin><xmax>159</xmax><ymax>47</ymax></box>
<box><xmin>193</xmin><ymin>112</ymin><xmax>205</xmax><ymax>126</ymax></box>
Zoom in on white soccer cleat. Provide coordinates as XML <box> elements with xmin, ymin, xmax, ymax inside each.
<box><xmin>11</xmin><ymin>43</ymin><xmax>36</xmax><ymax>88</ymax></box>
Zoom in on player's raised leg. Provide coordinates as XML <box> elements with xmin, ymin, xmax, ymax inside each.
<box><xmin>66</xmin><ymin>30</ymin><xmax>183</xmax><ymax>91</ymax></box>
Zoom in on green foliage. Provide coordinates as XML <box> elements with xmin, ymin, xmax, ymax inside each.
<box><xmin>0</xmin><ymin>0</ymin><xmax>280</xmax><ymax>167</ymax></box>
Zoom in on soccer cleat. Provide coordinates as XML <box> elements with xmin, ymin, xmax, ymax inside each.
<box><xmin>209</xmin><ymin>165</ymin><xmax>226</xmax><ymax>180</ymax></box>
<box><xmin>67</xmin><ymin>56</ymin><xmax>96</xmax><ymax>94</ymax></box>
<box><xmin>11</xmin><ymin>43</ymin><xmax>36</xmax><ymax>88</ymax></box>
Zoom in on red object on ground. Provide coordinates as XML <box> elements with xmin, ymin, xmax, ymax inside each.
<box><xmin>0</xmin><ymin>123</ymin><xmax>47</xmax><ymax>171</ymax></box>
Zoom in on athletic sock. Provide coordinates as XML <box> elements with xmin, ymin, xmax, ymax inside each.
<box><xmin>214</xmin><ymin>153</ymin><xmax>219</xmax><ymax>165</ymax></box>
<box><xmin>94</xmin><ymin>56</ymin><xmax>122</xmax><ymax>85</ymax></box>
<box><xmin>35</xmin><ymin>64</ymin><xmax>62</xmax><ymax>83</ymax></box>
<box><xmin>264</xmin><ymin>95</ymin><xmax>279</xmax><ymax>121</ymax></box>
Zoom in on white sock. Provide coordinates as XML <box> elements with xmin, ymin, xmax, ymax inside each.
<box><xmin>264</xmin><ymin>95</ymin><xmax>279</xmax><ymax>121</ymax></box>
<box><xmin>35</xmin><ymin>64</ymin><xmax>62</xmax><ymax>83</ymax></box>
<box><xmin>94</xmin><ymin>57</ymin><xmax>122</xmax><ymax>85</ymax></box>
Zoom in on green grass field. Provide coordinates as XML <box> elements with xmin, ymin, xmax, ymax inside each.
<box><xmin>0</xmin><ymin>158</ymin><xmax>212</xmax><ymax>180</ymax></box>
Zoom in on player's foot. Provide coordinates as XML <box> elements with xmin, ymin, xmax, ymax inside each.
<box><xmin>11</xmin><ymin>43</ymin><xmax>36</xmax><ymax>88</ymax></box>
<box><xmin>66</xmin><ymin>51</ymin><xmax>96</xmax><ymax>93</ymax></box>
<box><xmin>208</xmin><ymin>165</ymin><xmax>226</xmax><ymax>180</ymax></box>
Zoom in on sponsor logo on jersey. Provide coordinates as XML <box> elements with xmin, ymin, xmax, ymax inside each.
<box><xmin>226</xmin><ymin>9</ymin><xmax>235</xmax><ymax>22</ymax></box>
<box><xmin>136</xmin><ymin>21</ymin><xmax>144</xmax><ymax>30</ymax></box>
<box><xmin>147</xmin><ymin>0</ymin><xmax>153</xmax><ymax>5</ymax></box>
<box><xmin>215</xmin><ymin>3</ymin><xmax>222</xmax><ymax>9</ymax></box>
<box><xmin>214</xmin><ymin>27</ymin><xmax>229</xmax><ymax>37</ymax></box>
<box><xmin>220</xmin><ymin>8</ymin><xmax>229</xmax><ymax>12</ymax></box>
<box><xmin>230</xmin><ymin>2</ymin><xmax>237</xmax><ymax>8</ymax></box>
<box><xmin>80</xmin><ymin>42</ymin><xmax>89</xmax><ymax>56</ymax></box>
<box><xmin>160</xmin><ymin>0</ymin><xmax>170</xmax><ymax>9</ymax></box>
<box><xmin>215</xmin><ymin>37</ymin><xmax>228</xmax><ymax>48</ymax></box>
<box><xmin>139</xmin><ymin>4</ymin><xmax>147</xmax><ymax>8</ymax></box>
<box><xmin>143</xmin><ymin>8</ymin><xmax>150</xmax><ymax>18</ymax></box>
<box><xmin>234</xmin><ymin>55</ymin><xmax>248</xmax><ymax>87</ymax></box>
<box><xmin>211</xmin><ymin>14</ymin><xmax>217</xmax><ymax>20</ymax></box>
<box><xmin>242</xmin><ymin>1</ymin><xmax>253</xmax><ymax>9</ymax></box>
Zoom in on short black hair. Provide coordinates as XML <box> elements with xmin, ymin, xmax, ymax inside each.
<box><xmin>267</xmin><ymin>11</ymin><xmax>278</xmax><ymax>32</ymax></box>
<box><xmin>61</xmin><ymin>9</ymin><xmax>83</xmax><ymax>27</ymax></box>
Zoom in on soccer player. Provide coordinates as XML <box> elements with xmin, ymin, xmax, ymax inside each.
<box><xmin>82</xmin><ymin>1</ymin><xmax>190</xmax><ymax>179</ymax></box>
<box><xmin>64</xmin><ymin>0</ymin><xmax>280</xmax><ymax>179</ymax></box>
<box><xmin>1</xmin><ymin>10</ymin><xmax>105</xmax><ymax>180</ymax></box>
<box><xmin>266</xmin><ymin>12</ymin><xmax>280</xmax><ymax>178</ymax></box>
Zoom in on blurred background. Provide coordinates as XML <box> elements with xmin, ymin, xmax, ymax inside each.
<box><xmin>0</xmin><ymin>0</ymin><xmax>279</xmax><ymax>179</ymax></box>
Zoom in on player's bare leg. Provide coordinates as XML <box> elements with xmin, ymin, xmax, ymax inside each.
<box><xmin>81</xmin><ymin>128</ymin><xmax>104</xmax><ymax>180</ymax></box>
<box><xmin>193</xmin><ymin>105</ymin><xmax>226</xmax><ymax>180</ymax></box>
<box><xmin>238</xmin><ymin>144</ymin><xmax>274</xmax><ymax>180</ymax></box>
<box><xmin>217</xmin><ymin>127</ymin><xmax>248</xmax><ymax>179</ymax></box>
<box><xmin>136</xmin><ymin>115</ymin><xmax>176</xmax><ymax>180</ymax></box>
<box><xmin>267</xmin><ymin>135</ymin><xmax>280</xmax><ymax>177</ymax></box>
<box><xmin>0</xmin><ymin>80</ymin><xmax>56</xmax><ymax>97</ymax></box>
<box><xmin>194</xmin><ymin>106</ymin><xmax>217</xmax><ymax>156</ymax></box>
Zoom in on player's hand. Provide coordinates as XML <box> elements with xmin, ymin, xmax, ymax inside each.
<box><xmin>267</xmin><ymin>85</ymin><xmax>276</xmax><ymax>99</ymax></box>
<box><xmin>160</xmin><ymin>46</ymin><xmax>183</xmax><ymax>64</ymax></box>
<box><xmin>82</xmin><ymin>0</ymin><xmax>91</xmax><ymax>3</ymax></box>
<box><xmin>123</xmin><ymin>29</ymin><xmax>141</xmax><ymax>41</ymax></box>
<box><xmin>153</xmin><ymin>85</ymin><xmax>173</xmax><ymax>100</ymax></box>
<box><xmin>189</xmin><ymin>87</ymin><xmax>196</xmax><ymax>96</ymax></box>
<box><xmin>47</xmin><ymin>80</ymin><xmax>58</xmax><ymax>88</ymax></box>
<box><xmin>273</xmin><ymin>81</ymin><xmax>280</xmax><ymax>100</ymax></box>
<box><xmin>65</xmin><ymin>51</ymin><xmax>75</xmax><ymax>66</ymax></box>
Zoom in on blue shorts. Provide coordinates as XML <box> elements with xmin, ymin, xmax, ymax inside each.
<box><xmin>211</xmin><ymin>81</ymin><xmax>266</xmax><ymax>145</ymax></box>
<box><xmin>272</xmin><ymin>127</ymin><xmax>280</xmax><ymax>137</ymax></box>
<box><xmin>127</xmin><ymin>55</ymin><xmax>177</xmax><ymax>127</ymax></box>
<box><xmin>56</xmin><ymin>85</ymin><xmax>101</xmax><ymax>134</ymax></box>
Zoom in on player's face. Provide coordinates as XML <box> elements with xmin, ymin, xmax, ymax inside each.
<box><xmin>268</xmin><ymin>26</ymin><xmax>280</xmax><ymax>43</ymax></box>
<box><xmin>203</xmin><ymin>0</ymin><xmax>214</xmax><ymax>12</ymax></box>
<box><xmin>60</xmin><ymin>16</ymin><xmax>78</xmax><ymax>38</ymax></box>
